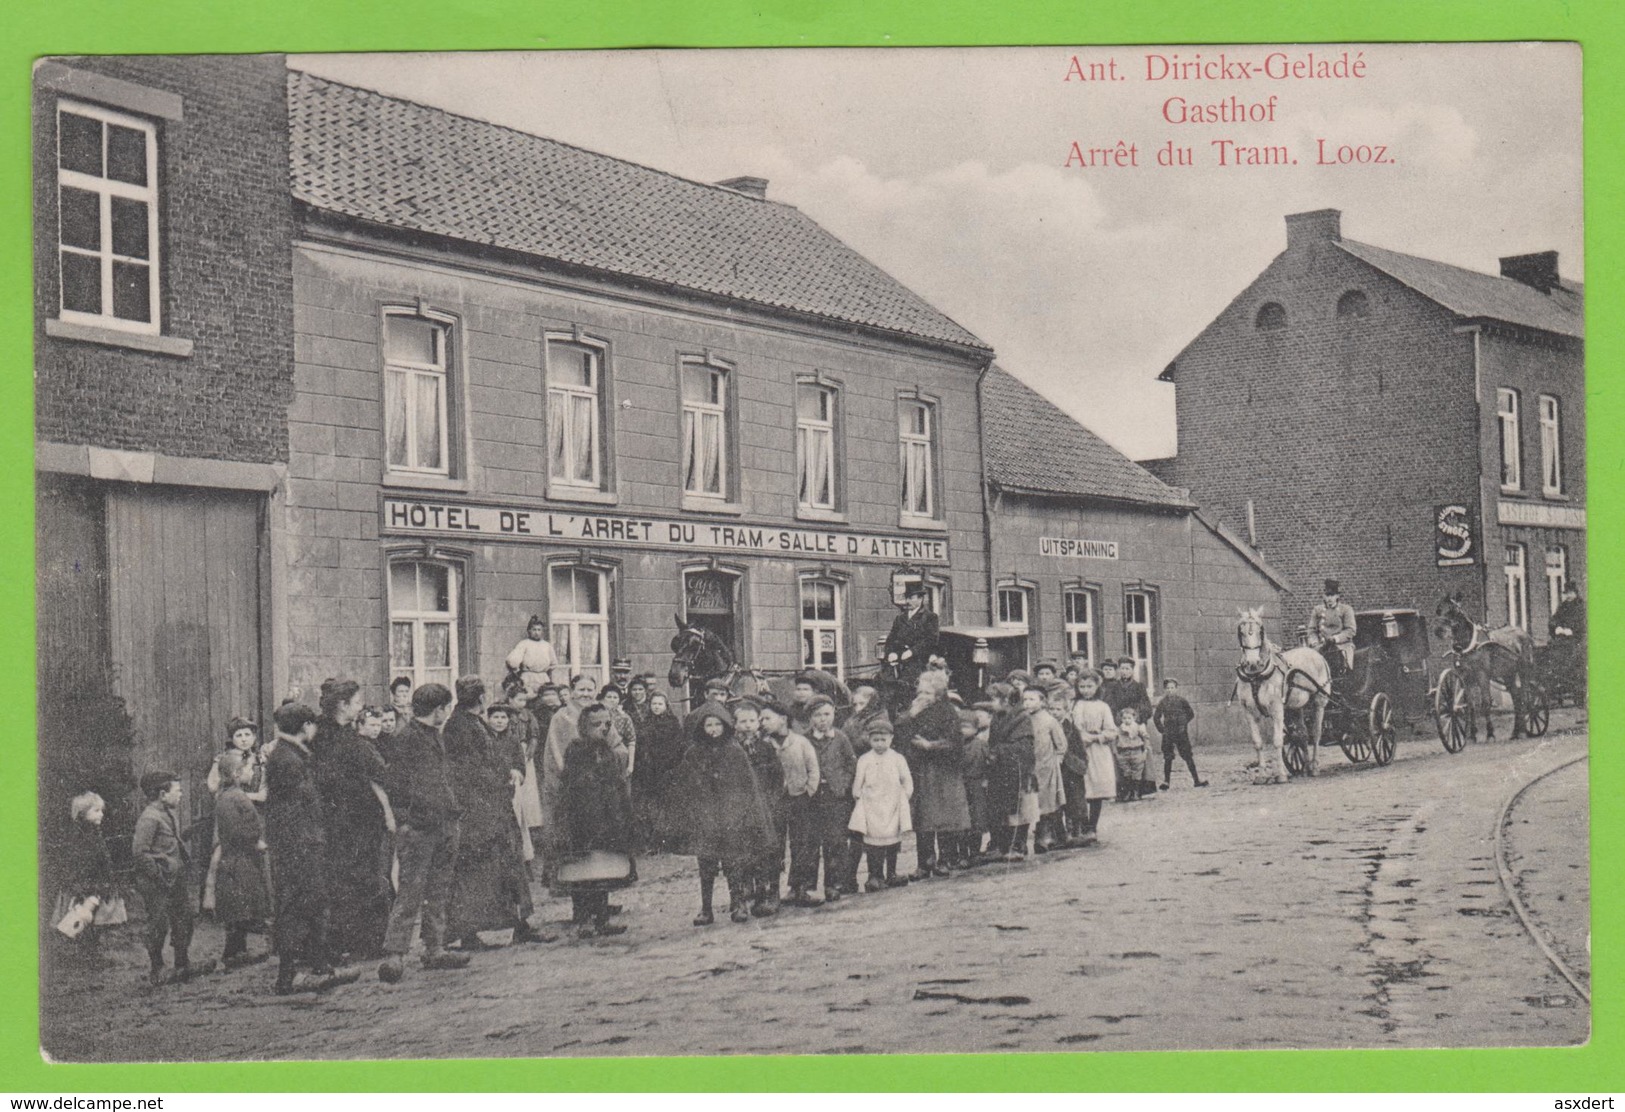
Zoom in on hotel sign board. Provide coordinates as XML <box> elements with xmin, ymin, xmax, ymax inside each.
<box><xmin>1496</xmin><ymin>501</ymin><xmax>1586</xmax><ymax>530</ymax></box>
<box><xmin>381</xmin><ymin>497</ymin><xmax>950</xmax><ymax>566</ymax></box>
<box><xmin>1039</xmin><ymin>536</ymin><xmax>1119</xmax><ymax>560</ymax></box>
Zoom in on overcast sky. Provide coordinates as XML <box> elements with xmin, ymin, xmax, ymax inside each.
<box><xmin>292</xmin><ymin>45</ymin><xmax>1581</xmax><ymax>460</ymax></box>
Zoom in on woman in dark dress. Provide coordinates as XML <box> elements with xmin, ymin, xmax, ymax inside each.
<box><xmin>982</xmin><ymin>683</ymin><xmax>1037</xmax><ymax>861</ymax></box>
<box><xmin>557</xmin><ymin>703</ymin><xmax>637</xmax><ymax>938</ymax></box>
<box><xmin>630</xmin><ymin>690</ymin><xmax>684</xmax><ymax>850</ymax></box>
<box><xmin>894</xmin><ymin>670</ymin><xmax>970</xmax><ymax>880</ymax></box>
<box><xmin>314</xmin><ymin>677</ymin><xmax>392</xmax><ymax>960</ymax></box>
<box><xmin>214</xmin><ymin>749</ymin><xmax>273</xmax><ymax>968</ymax></box>
<box><xmin>444</xmin><ymin>676</ymin><xmax>548</xmax><ymax>947</ymax></box>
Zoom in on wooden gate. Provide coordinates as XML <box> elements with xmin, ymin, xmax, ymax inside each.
<box><xmin>106</xmin><ymin>486</ymin><xmax>265</xmax><ymax>828</ymax></box>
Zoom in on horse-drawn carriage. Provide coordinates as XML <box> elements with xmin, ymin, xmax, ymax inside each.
<box><xmin>1432</xmin><ymin>594</ymin><xmax>1551</xmax><ymax>750</ymax></box>
<box><xmin>1278</xmin><ymin>608</ymin><xmax>1433</xmax><ymax>775</ymax></box>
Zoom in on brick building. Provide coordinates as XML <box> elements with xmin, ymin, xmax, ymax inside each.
<box><xmin>33</xmin><ymin>56</ymin><xmax>293</xmax><ymax>826</ymax></box>
<box><xmin>1146</xmin><ymin>209</ymin><xmax>1584</xmax><ymax>640</ymax></box>
<box><xmin>282</xmin><ymin>72</ymin><xmax>993</xmax><ymax>699</ymax></box>
<box><xmin>981</xmin><ymin>368</ymin><xmax>1286</xmax><ymax>730</ymax></box>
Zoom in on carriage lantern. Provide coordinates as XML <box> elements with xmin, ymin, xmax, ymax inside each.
<box><xmin>972</xmin><ymin>637</ymin><xmax>990</xmax><ymax>690</ymax></box>
<box><xmin>1383</xmin><ymin>613</ymin><xmax>1401</xmax><ymax>639</ymax></box>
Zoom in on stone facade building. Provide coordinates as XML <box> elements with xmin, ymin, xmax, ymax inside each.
<box><xmin>981</xmin><ymin>367</ymin><xmax>1286</xmax><ymax>729</ymax></box>
<box><xmin>33</xmin><ymin>55</ymin><xmax>293</xmax><ymax>825</ymax></box>
<box><xmin>283</xmin><ymin>72</ymin><xmax>993</xmax><ymax>699</ymax></box>
<box><xmin>1147</xmin><ymin>209</ymin><xmax>1584</xmax><ymax>640</ymax></box>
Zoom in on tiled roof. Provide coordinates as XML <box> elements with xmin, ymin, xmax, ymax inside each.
<box><xmin>981</xmin><ymin>366</ymin><xmax>1193</xmax><ymax>509</ymax></box>
<box><xmin>287</xmin><ymin>71</ymin><xmax>988</xmax><ymax>352</ymax></box>
<box><xmin>1339</xmin><ymin>239</ymin><xmax>1583</xmax><ymax>339</ymax></box>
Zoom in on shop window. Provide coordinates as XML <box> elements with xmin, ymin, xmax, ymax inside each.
<box><xmin>1539</xmin><ymin>394</ymin><xmax>1563</xmax><ymax>496</ymax></box>
<box><xmin>1545</xmin><ymin>546</ymin><xmax>1568</xmax><ymax>617</ymax></box>
<box><xmin>1497</xmin><ymin>388</ymin><xmax>1521</xmax><ymax>493</ymax></box>
<box><xmin>1124</xmin><ymin>589</ymin><xmax>1157</xmax><ymax>689</ymax></box>
<box><xmin>56</xmin><ymin>100</ymin><xmax>161</xmax><ymax>333</ymax></box>
<box><xmin>384</xmin><ymin>311</ymin><xmax>455</xmax><ymax>477</ymax></box>
<box><xmin>1255</xmin><ymin>302</ymin><xmax>1286</xmax><ymax>331</ymax></box>
<box><xmin>681</xmin><ymin>358</ymin><xmax>731</xmax><ymax>499</ymax></box>
<box><xmin>545</xmin><ymin>335</ymin><xmax>606</xmax><ymax>490</ymax></box>
<box><xmin>899</xmin><ymin>397</ymin><xmax>940</xmax><ymax>522</ymax></box>
<box><xmin>1063</xmin><ymin>588</ymin><xmax>1097</xmax><ymax>666</ymax></box>
<box><xmin>799</xmin><ymin>576</ymin><xmax>845</xmax><ymax>678</ymax></box>
<box><xmin>551</xmin><ymin>564</ymin><xmax>611</xmax><ymax>685</ymax></box>
<box><xmin>796</xmin><ymin>382</ymin><xmax>839</xmax><ymax>512</ymax></box>
<box><xmin>1505</xmin><ymin>545</ymin><xmax>1528</xmax><ymax>631</ymax></box>
<box><xmin>996</xmin><ymin>583</ymin><xmax>1033</xmax><ymax>672</ymax></box>
<box><xmin>388</xmin><ymin>560</ymin><xmax>459</xmax><ymax>691</ymax></box>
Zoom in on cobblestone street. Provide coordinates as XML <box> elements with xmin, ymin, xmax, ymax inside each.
<box><xmin>41</xmin><ymin>712</ymin><xmax>1589</xmax><ymax>1062</ymax></box>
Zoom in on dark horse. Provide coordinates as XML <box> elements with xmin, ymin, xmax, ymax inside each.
<box><xmin>1435</xmin><ymin>593</ymin><xmax>1538</xmax><ymax>740</ymax></box>
<box><xmin>668</xmin><ymin>615</ymin><xmax>736</xmax><ymax>695</ymax></box>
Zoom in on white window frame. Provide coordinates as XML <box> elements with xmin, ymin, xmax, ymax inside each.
<box><xmin>796</xmin><ymin>383</ymin><xmax>838</xmax><ymax>512</ymax></box>
<box><xmin>383</xmin><ymin>311</ymin><xmax>453</xmax><ymax>477</ymax></box>
<box><xmin>550</xmin><ymin>564</ymin><xmax>611</xmax><ymax>687</ymax></box>
<box><xmin>1125</xmin><ymin>589</ymin><xmax>1157</xmax><ymax>690</ymax></box>
<box><xmin>545</xmin><ymin>336</ymin><xmax>604</xmax><ymax>489</ymax></box>
<box><xmin>681</xmin><ymin>359</ymin><xmax>730</xmax><ymax>499</ymax></box>
<box><xmin>56</xmin><ymin>99</ymin><xmax>161</xmax><ymax>334</ymax></box>
<box><xmin>1539</xmin><ymin>394</ymin><xmax>1563</xmax><ymax>497</ymax></box>
<box><xmin>799</xmin><ymin>576</ymin><xmax>845</xmax><ymax>678</ymax></box>
<box><xmin>1545</xmin><ymin>546</ymin><xmax>1568</xmax><ymax>618</ymax></box>
<box><xmin>1497</xmin><ymin>388</ymin><xmax>1522</xmax><ymax>493</ymax></box>
<box><xmin>1505</xmin><ymin>545</ymin><xmax>1529</xmax><ymax>632</ymax></box>
<box><xmin>388</xmin><ymin>560</ymin><xmax>460</xmax><ymax>692</ymax></box>
<box><xmin>1063</xmin><ymin>588</ymin><xmax>1096</xmax><ymax>667</ymax></box>
<box><xmin>996</xmin><ymin>586</ymin><xmax>1030</xmax><ymax>632</ymax></box>
<box><xmin>899</xmin><ymin>399</ymin><xmax>939</xmax><ymax>521</ymax></box>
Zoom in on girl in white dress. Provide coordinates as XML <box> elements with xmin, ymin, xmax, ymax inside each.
<box><xmin>848</xmin><ymin>718</ymin><xmax>914</xmax><ymax>890</ymax></box>
<box><xmin>1071</xmin><ymin>671</ymin><xmax>1118</xmax><ymax>841</ymax></box>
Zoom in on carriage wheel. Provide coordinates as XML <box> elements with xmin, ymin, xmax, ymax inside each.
<box><xmin>1339</xmin><ymin>731</ymin><xmax>1372</xmax><ymax>764</ymax></box>
<box><xmin>1369</xmin><ymin>692</ymin><xmax>1397</xmax><ymax>766</ymax></box>
<box><xmin>1282</xmin><ymin>720</ymin><xmax>1313</xmax><ymax>776</ymax></box>
<box><xmin>1523</xmin><ymin>684</ymin><xmax>1551</xmax><ymax>738</ymax></box>
<box><xmin>1435</xmin><ymin>669</ymin><xmax>1471</xmax><ymax>754</ymax></box>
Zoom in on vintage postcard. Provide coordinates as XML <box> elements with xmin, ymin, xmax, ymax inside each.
<box><xmin>33</xmin><ymin>43</ymin><xmax>1586</xmax><ymax>1062</ymax></box>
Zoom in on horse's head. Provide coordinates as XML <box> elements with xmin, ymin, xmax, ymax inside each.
<box><xmin>669</xmin><ymin>615</ymin><xmax>705</xmax><ymax>689</ymax></box>
<box><xmin>1236</xmin><ymin>607</ymin><xmax>1269</xmax><ymax>673</ymax></box>
<box><xmin>668</xmin><ymin>614</ymin><xmax>734</xmax><ymax>689</ymax></box>
<box><xmin>1434</xmin><ymin>593</ymin><xmax>1473</xmax><ymax>651</ymax></box>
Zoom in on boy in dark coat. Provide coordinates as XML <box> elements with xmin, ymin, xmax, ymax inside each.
<box><xmin>377</xmin><ymin>684</ymin><xmax>472</xmax><ymax>983</ymax></box>
<box><xmin>794</xmin><ymin>696</ymin><xmax>856</xmax><ymax>904</ymax></box>
<box><xmin>1153</xmin><ymin>678</ymin><xmax>1207</xmax><ymax>789</ymax></box>
<box><xmin>731</xmin><ymin>699</ymin><xmax>786</xmax><ymax>916</ymax></box>
<box><xmin>132</xmin><ymin>771</ymin><xmax>213</xmax><ymax>986</ymax></box>
<box><xmin>982</xmin><ymin>686</ymin><xmax>1037</xmax><ymax>860</ymax></box>
<box><xmin>667</xmin><ymin>704</ymin><xmax>777</xmax><ymax>925</ymax></box>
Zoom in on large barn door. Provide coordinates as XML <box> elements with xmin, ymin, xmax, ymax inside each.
<box><xmin>106</xmin><ymin>486</ymin><xmax>264</xmax><ymax>828</ymax></box>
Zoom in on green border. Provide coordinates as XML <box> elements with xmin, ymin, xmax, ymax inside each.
<box><xmin>2</xmin><ymin>0</ymin><xmax>1618</xmax><ymax>1093</ymax></box>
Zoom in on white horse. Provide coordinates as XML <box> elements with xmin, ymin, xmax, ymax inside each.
<box><xmin>1233</xmin><ymin>607</ymin><xmax>1331</xmax><ymax>782</ymax></box>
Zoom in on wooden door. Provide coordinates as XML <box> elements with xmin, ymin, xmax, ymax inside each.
<box><xmin>106</xmin><ymin>486</ymin><xmax>264</xmax><ymax>828</ymax></box>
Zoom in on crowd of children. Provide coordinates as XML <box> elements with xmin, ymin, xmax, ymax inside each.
<box><xmin>50</xmin><ymin>653</ymin><xmax>1208</xmax><ymax>992</ymax></box>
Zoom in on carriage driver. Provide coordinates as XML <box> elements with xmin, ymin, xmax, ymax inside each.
<box><xmin>883</xmin><ymin>582</ymin><xmax>940</xmax><ymax>690</ymax></box>
<box><xmin>1308</xmin><ymin>579</ymin><xmax>1357</xmax><ymax>679</ymax></box>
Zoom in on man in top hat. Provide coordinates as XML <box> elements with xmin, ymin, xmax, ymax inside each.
<box><xmin>883</xmin><ymin>583</ymin><xmax>940</xmax><ymax>691</ymax></box>
<box><xmin>1308</xmin><ymin>579</ymin><xmax>1357</xmax><ymax>679</ymax></box>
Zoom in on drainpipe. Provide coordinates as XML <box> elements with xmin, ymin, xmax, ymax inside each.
<box><xmin>1472</xmin><ymin>326</ymin><xmax>1491</xmax><ymax>620</ymax></box>
<box><xmin>974</xmin><ymin>357</ymin><xmax>997</xmax><ymax>626</ymax></box>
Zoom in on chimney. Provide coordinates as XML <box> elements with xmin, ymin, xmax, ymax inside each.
<box><xmin>715</xmin><ymin>176</ymin><xmax>768</xmax><ymax>199</ymax></box>
<box><xmin>1285</xmin><ymin>208</ymin><xmax>1342</xmax><ymax>249</ymax></box>
<box><xmin>1499</xmin><ymin>251</ymin><xmax>1560</xmax><ymax>294</ymax></box>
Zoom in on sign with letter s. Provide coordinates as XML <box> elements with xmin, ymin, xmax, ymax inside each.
<box><xmin>1435</xmin><ymin>503</ymin><xmax>1477</xmax><ymax>568</ymax></box>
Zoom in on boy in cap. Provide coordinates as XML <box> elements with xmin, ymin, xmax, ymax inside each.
<box><xmin>132</xmin><ymin>770</ymin><xmax>215</xmax><ymax>985</ymax></box>
<box><xmin>1153</xmin><ymin>678</ymin><xmax>1207</xmax><ymax>790</ymax></box>
<box><xmin>791</xmin><ymin>695</ymin><xmax>855</xmax><ymax>904</ymax></box>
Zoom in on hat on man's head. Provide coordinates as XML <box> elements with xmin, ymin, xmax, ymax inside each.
<box><xmin>903</xmin><ymin>582</ymin><xmax>928</xmax><ymax>598</ymax></box>
<box><xmin>1324</xmin><ymin>579</ymin><xmax>1341</xmax><ymax>596</ymax></box>
<box><xmin>1118</xmin><ymin>656</ymin><xmax>1137</xmax><ymax>668</ymax></box>
<box><xmin>806</xmin><ymin>695</ymin><xmax>836</xmax><ymax>715</ymax></box>
<box><xmin>612</xmin><ymin>657</ymin><xmax>633</xmax><ymax>671</ymax></box>
<box><xmin>866</xmin><ymin>717</ymin><xmax>895</xmax><ymax>737</ymax></box>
